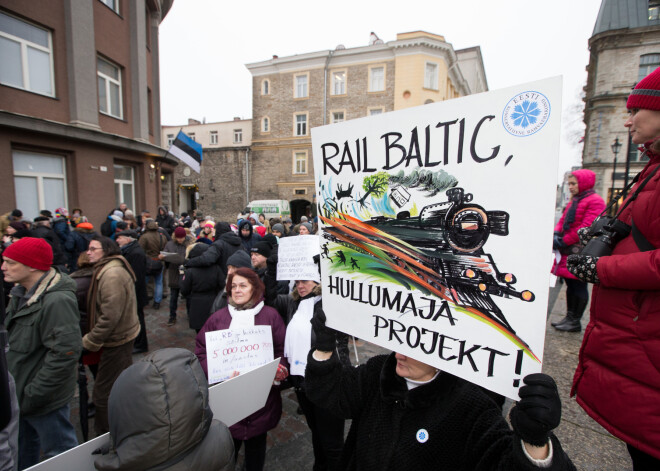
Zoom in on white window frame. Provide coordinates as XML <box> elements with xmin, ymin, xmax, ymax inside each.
<box><xmin>294</xmin><ymin>72</ymin><xmax>309</xmax><ymax>98</ymax></box>
<box><xmin>331</xmin><ymin>110</ymin><xmax>345</xmax><ymax>123</ymax></box>
<box><xmin>261</xmin><ymin>79</ymin><xmax>270</xmax><ymax>95</ymax></box>
<box><xmin>166</xmin><ymin>134</ymin><xmax>174</xmax><ymax>146</ymax></box>
<box><xmin>210</xmin><ymin>131</ymin><xmax>218</xmax><ymax>145</ymax></box>
<box><xmin>369</xmin><ymin>65</ymin><xmax>385</xmax><ymax>92</ymax></box>
<box><xmin>424</xmin><ymin>61</ymin><xmax>439</xmax><ymax>90</ymax></box>
<box><xmin>261</xmin><ymin>116</ymin><xmax>270</xmax><ymax>133</ymax></box>
<box><xmin>293</xmin><ymin>151</ymin><xmax>308</xmax><ymax>175</ymax></box>
<box><xmin>294</xmin><ymin>113</ymin><xmax>308</xmax><ymax>136</ymax></box>
<box><xmin>369</xmin><ymin>107</ymin><xmax>384</xmax><ymax>116</ymax></box>
<box><xmin>331</xmin><ymin>70</ymin><xmax>346</xmax><ymax>95</ymax></box>
<box><xmin>0</xmin><ymin>11</ymin><xmax>55</xmax><ymax>97</ymax></box>
<box><xmin>99</xmin><ymin>0</ymin><xmax>120</xmax><ymax>13</ymax></box>
<box><xmin>233</xmin><ymin>129</ymin><xmax>243</xmax><ymax>143</ymax></box>
<box><xmin>97</xmin><ymin>57</ymin><xmax>123</xmax><ymax>119</ymax></box>
<box><xmin>114</xmin><ymin>164</ymin><xmax>135</xmax><ymax>211</ymax></box>
<box><xmin>12</xmin><ymin>150</ymin><xmax>67</xmax><ymax>219</ymax></box>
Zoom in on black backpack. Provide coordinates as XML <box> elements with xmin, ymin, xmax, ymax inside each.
<box><xmin>100</xmin><ymin>218</ymin><xmax>113</xmax><ymax>237</ymax></box>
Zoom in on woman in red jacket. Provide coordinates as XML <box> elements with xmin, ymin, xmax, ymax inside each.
<box><xmin>551</xmin><ymin>169</ymin><xmax>605</xmax><ymax>332</ymax></box>
<box><xmin>568</xmin><ymin>67</ymin><xmax>660</xmax><ymax>469</ymax></box>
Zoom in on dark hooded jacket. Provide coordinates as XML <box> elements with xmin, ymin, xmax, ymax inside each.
<box><xmin>93</xmin><ymin>348</ymin><xmax>234</xmax><ymax>471</ymax></box>
<box><xmin>180</xmin><ymin>244</ymin><xmax>223</xmax><ymax>330</ymax></box>
<box><xmin>184</xmin><ymin>228</ymin><xmax>242</xmax><ymax>293</ymax></box>
<box><xmin>31</xmin><ymin>223</ymin><xmax>67</xmax><ymax>267</ymax></box>
<box><xmin>238</xmin><ymin>221</ymin><xmax>261</xmax><ymax>253</ymax></box>
<box><xmin>65</xmin><ymin>225</ymin><xmax>96</xmax><ymax>272</ymax></box>
<box><xmin>120</xmin><ymin>240</ymin><xmax>148</xmax><ymax>309</ymax></box>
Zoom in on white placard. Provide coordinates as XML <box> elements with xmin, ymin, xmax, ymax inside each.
<box><xmin>312</xmin><ymin>78</ymin><xmax>562</xmax><ymax>400</ymax></box>
<box><xmin>26</xmin><ymin>359</ymin><xmax>281</xmax><ymax>471</ymax></box>
<box><xmin>205</xmin><ymin>325</ymin><xmax>274</xmax><ymax>384</ymax></box>
<box><xmin>277</xmin><ymin>235</ymin><xmax>321</xmax><ymax>281</ymax></box>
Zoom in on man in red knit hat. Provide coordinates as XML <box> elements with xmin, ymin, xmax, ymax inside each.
<box><xmin>2</xmin><ymin>237</ymin><xmax>81</xmax><ymax>469</ymax></box>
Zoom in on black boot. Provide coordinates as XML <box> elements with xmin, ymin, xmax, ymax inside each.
<box><xmin>555</xmin><ymin>296</ymin><xmax>588</xmax><ymax>332</ymax></box>
<box><xmin>552</xmin><ymin>293</ymin><xmax>576</xmax><ymax>328</ymax></box>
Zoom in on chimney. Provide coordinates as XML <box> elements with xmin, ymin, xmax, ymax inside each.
<box><xmin>233</xmin><ymin>117</ymin><xmax>241</xmax><ymax>121</ymax></box>
<box><xmin>272</xmin><ymin>55</ymin><xmax>278</xmax><ymax>59</ymax></box>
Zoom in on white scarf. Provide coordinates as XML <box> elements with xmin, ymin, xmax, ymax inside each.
<box><xmin>284</xmin><ymin>295</ymin><xmax>321</xmax><ymax>376</ymax></box>
<box><xmin>228</xmin><ymin>301</ymin><xmax>264</xmax><ymax>328</ymax></box>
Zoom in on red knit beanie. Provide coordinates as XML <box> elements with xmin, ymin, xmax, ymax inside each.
<box><xmin>2</xmin><ymin>237</ymin><xmax>53</xmax><ymax>271</ymax></box>
<box><xmin>174</xmin><ymin>227</ymin><xmax>186</xmax><ymax>238</ymax></box>
<box><xmin>627</xmin><ymin>67</ymin><xmax>660</xmax><ymax>110</ymax></box>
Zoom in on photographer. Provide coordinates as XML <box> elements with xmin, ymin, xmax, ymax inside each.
<box><xmin>551</xmin><ymin>170</ymin><xmax>605</xmax><ymax>332</ymax></box>
<box><xmin>567</xmin><ymin>67</ymin><xmax>660</xmax><ymax>468</ymax></box>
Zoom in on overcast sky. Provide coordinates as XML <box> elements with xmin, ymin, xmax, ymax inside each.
<box><xmin>158</xmin><ymin>0</ymin><xmax>603</xmax><ymax>181</ymax></box>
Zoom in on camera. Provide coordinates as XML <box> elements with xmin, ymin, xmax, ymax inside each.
<box><xmin>581</xmin><ymin>216</ymin><xmax>631</xmax><ymax>257</ymax></box>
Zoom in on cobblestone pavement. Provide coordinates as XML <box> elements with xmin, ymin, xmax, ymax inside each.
<box><xmin>69</xmin><ymin>285</ymin><xmax>632</xmax><ymax>470</ymax></box>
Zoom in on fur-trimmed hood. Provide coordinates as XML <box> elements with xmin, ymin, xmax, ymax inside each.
<box><xmin>291</xmin><ymin>282</ymin><xmax>321</xmax><ymax>301</ymax></box>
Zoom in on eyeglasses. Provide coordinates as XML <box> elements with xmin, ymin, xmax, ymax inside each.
<box><xmin>87</xmin><ymin>247</ymin><xmax>103</xmax><ymax>252</ymax></box>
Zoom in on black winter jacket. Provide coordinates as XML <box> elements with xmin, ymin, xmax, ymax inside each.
<box><xmin>305</xmin><ymin>353</ymin><xmax>576</xmax><ymax>471</ymax></box>
<box><xmin>120</xmin><ymin>240</ymin><xmax>148</xmax><ymax>309</ymax></box>
<box><xmin>31</xmin><ymin>225</ymin><xmax>67</xmax><ymax>267</ymax></box>
<box><xmin>180</xmin><ymin>244</ymin><xmax>223</xmax><ymax>330</ymax></box>
<box><xmin>184</xmin><ymin>231</ymin><xmax>241</xmax><ymax>293</ymax></box>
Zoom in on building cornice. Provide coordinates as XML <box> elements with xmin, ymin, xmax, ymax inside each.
<box><xmin>0</xmin><ymin>110</ymin><xmax>178</xmax><ymax>164</ymax></box>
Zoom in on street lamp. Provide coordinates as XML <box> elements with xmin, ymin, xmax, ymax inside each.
<box><xmin>610</xmin><ymin>137</ymin><xmax>622</xmax><ymax>203</ymax></box>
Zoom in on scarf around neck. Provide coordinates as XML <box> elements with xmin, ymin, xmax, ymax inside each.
<box><xmin>228</xmin><ymin>300</ymin><xmax>264</xmax><ymax>328</ymax></box>
<box><xmin>285</xmin><ymin>295</ymin><xmax>322</xmax><ymax>376</ymax></box>
<box><xmin>562</xmin><ymin>189</ymin><xmax>595</xmax><ymax>234</ymax></box>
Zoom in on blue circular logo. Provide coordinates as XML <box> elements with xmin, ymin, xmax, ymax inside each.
<box><xmin>416</xmin><ymin>428</ymin><xmax>429</xmax><ymax>443</ymax></box>
<box><xmin>502</xmin><ymin>91</ymin><xmax>551</xmax><ymax>137</ymax></box>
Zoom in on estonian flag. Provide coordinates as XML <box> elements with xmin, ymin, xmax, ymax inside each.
<box><xmin>167</xmin><ymin>130</ymin><xmax>203</xmax><ymax>174</ymax></box>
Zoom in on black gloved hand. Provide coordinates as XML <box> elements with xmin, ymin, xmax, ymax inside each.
<box><xmin>577</xmin><ymin>226</ymin><xmax>592</xmax><ymax>246</ymax></box>
<box><xmin>552</xmin><ymin>234</ymin><xmax>565</xmax><ymax>250</ymax></box>
<box><xmin>266</xmin><ymin>251</ymin><xmax>278</xmax><ymax>275</ymax></box>
<box><xmin>310</xmin><ymin>309</ymin><xmax>336</xmax><ymax>352</ymax></box>
<box><xmin>567</xmin><ymin>254</ymin><xmax>600</xmax><ymax>283</ymax></box>
<box><xmin>509</xmin><ymin>373</ymin><xmax>561</xmax><ymax>447</ymax></box>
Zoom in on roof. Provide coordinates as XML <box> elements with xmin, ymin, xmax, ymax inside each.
<box><xmin>592</xmin><ymin>0</ymin><xmax>660</xmax><ymax>36</ymax></box>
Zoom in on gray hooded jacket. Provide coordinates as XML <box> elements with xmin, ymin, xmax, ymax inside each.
<box><xmin>94</xmin><ymin>348</ymin><xmax>234</xmax><ymax>471</ymax></box>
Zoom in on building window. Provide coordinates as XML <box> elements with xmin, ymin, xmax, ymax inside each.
<box><xmin>369</xmin><ymin>66</ymin><xmax>385</xmax><ymax>92</ymax></box>
<box><xmin>369</xmin><ymin>107</ymin><xmax>384</xmax><ymax>116</ymax></box>
<box><xmin>295</xmin><ymin>113</ymin><xmax>307</xmax><ymax>136</ymax></box>
<box><xmin>97</xmin><ymin>57</ymin><xmax>123</xmax><ymax>119</ymax></box>
<box><xmin>294</xmin><ymin>73</ymin><xmax>308</xmax><ymax>98</ymax></box>
<box><xmin>99</xmin><ymin>0</ymin><xmax>119</xmax><ymax>13</ymax></box>
<box><xmin>12</xmin><ymin>150</ymin><xmax>67</xmax><ymax>219</ymax></box>
<box><xmin>188</xmin><ymin>133</ymin><xmax>195</xmax><ymax>141</ymax></box>
<box><xmin>167</xmin><ymin>134</ymin><xmax>174</xmax><ymax>146</ymax></box>
<box><xmin>639</xmin><ymin>54</ymin><xmax>660</xmax><ymax>81</ymax></box>
<box><xmin>627</xmin><ymin>139</ymin><xmax>650</xmax><ymax>162</ymax></box>
<box><xmin>424</xmin><ymin>62</ymin><xmax>439</xmax><ymax>90</ymax></box>
<box><xmin>114</xmin><ymin>164</ymin><xmax>135</xmax><ymax>211</ymax></box>
<box><xmin>0</xmin><ymin>11</ymin><xmax>54</xmax><ymax>96</ymax></box>
<box><xmin>332</xmin><ymin>111</ymin><xmax>345</xmax><ymax>123</ymax></box>
<box><xmin>294</xmin><ymin>152</ymin><xmax>307</xmax><ymax>174</ymax></box>
<box><xmin>262</xmin><ymin>117</ymin><xmax>270</xmax><ymax>133</ymax></box>
<box><xmin>649</xmin><ymin>1</ymin><xmax>660</xmax><ymax>20</ymax></box>
<box><xmin>233</xmin><ymin>129</ymin><xmax>243</xmax><ymax>143</ymax></box>
<box><xmin>294</xmin><ymin>188</ymin><xmax>307</xmax><ymax>195</ymax></box>
<box><xmin>262</xmin><ymin>79</ymin><xmax>270</xmax><ymax>95</ymax></box>
<box><xmin>332</xmin><ymin>70</ymin><xmax>346</xmax><ymax>95</ymax></box>
<box><xmin>210</xmin><ymin>131</ymin><xmax>218</xmax><ymax>145</ymax></box>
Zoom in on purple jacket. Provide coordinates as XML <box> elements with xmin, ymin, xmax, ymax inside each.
<box><xmin>195</xmin><ymin>301</ymin><xmax>287</xmax><ymax>440</ymax></box>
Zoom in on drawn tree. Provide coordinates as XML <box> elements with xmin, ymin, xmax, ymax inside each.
<box><xmin>358</xmin><ymin>171</ymin><xmax>389</xmax><ymax>207</ymax></box>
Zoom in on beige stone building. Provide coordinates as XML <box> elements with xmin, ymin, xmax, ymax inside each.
<box><xmin>246</xmin><ymin>31</ymin><xmax>488</xmax><ymax>221</ymax></box>
<box><xmin>583</xmin><ymin>0</ymin><xmax>660</xmax><ymax>204</ymax></box>
<box><xmin>162</xmin><ymin>118</ymin><xmax>251</xmax><ymax>219</ymax></box>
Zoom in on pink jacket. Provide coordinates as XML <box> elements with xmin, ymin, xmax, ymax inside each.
<box><xmin>572</xmin><ymin>147</ymin><xmax>660</xmax><ymax>459</ymax></box>
<box><xmin>551</xmin><ymin>169</ymin><xmax>605</xmax><ymax>279</ymax></box>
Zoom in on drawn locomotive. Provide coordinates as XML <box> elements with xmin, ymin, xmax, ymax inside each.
<box><xmin>321</xmin><ymin>187</ymin><xmax>534</xmax><ymax>334</ymax></box>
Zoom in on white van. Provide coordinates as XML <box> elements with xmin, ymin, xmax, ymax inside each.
<box><xmin>245</xmin><ymin>200</ymin><xmax>291</xmax><ymax>220</ymax></box>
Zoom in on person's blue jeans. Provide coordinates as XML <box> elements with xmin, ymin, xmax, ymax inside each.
<box><xmin>146</xmin><ymin>268</ymin><xmax>163</xmax><ymax>304</ymax></box>
<box><xmin>18</xmin><ymin>404</ymin><xmax>78</xmax><ymax>470</ymax></box>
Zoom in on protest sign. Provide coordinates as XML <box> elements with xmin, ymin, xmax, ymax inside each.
<box><xmin>206</xmin><ymin>325</ymin><xmax>274</xmax><ymax>384</ymax></box>
<box><xmin>277</xmin><ymin>235</ymin><xmax>321</xmax><ymax>281</ymax></box>
<box><xmin>312</xmin><ymin>77</ymin><xmax>562</xmax><ymax>400</ymax></box>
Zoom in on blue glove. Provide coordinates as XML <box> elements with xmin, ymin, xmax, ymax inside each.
<box><xmin>567</xmin><ymin>254</ymin><xmax>600</xmax><ymax>283</ymax></box>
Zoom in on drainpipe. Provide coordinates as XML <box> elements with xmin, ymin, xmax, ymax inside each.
<box><xmin>323</xmin><ymin>50</ymin><xmax>334</xmax><ymax>125</ymax></box>
<box><xmin>245</xmin><ymin>148</ymin><xmax>250</xmax><ymax>205</ymax></box>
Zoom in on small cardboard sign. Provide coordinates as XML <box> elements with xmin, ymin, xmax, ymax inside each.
<box><xmin>277</xmin><ymin>235</ymin><xmax>320</xmax><ymax>281</ymax></box>
<box><xmin>205</xmin><ymin>325</ymin><xmax>274</xmax><ymax>384</ymax></box>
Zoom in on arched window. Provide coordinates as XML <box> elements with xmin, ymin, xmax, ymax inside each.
<box><xmin>262</xmin><ymin>117</ymin><xmax>270</xmax><ymax>133</ymax></box>
<box><xmin>262</xmin><ymin>79</ymin><xmax>270</xmax><ymax>95</ymax></box>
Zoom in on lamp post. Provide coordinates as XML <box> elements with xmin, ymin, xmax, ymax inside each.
<box><xmin>610</xmin><ymin>137</ymin><xmax>622</xmax><ymax>203</ymax></box>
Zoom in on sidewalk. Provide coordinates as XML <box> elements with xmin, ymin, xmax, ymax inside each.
<box><xmin>70</xmin><ymin>288</ymin><xmax>631</xmax><ymax>470</ymax></box>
